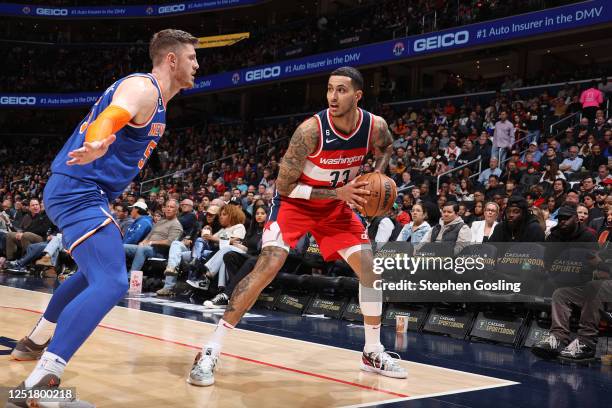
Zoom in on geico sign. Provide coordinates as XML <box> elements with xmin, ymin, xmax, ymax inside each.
<box><xmin>36</xmin><ymin>8</ymin><xmax>68</xmax><ymax>16</ymax></box>
<box><xmin>245</xmin><ymin>66</ymin><xmax>281</xmax><ymax>82</ymax></box>
<box><xmin>413</xmin><ymin>31</ymin><xmax>469</xmax><ymax>52</ymax></box>
<box><xmin>158</xmin><ymin>4</ymin><xmax>185</xmax><ymax>14</ymax></box>
<box><xmin>0</xmin><ymin>96</ymin><xmax>37</xmax><ymax>105</ymax></box>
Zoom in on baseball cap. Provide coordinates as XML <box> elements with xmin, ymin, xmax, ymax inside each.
<box><xmin>206</xmin><ymin>205</ymin><xmax>220</xmax><ymax>215</ymax></box>
<box><xmin>229</xmin><ymin>197</ymin><xmax>242</xmax><ymax>206</ymax></box>
<box><xmin>557</xmin><ymin>204</ymin><xmax>577</xmax><ymax>218</ymax></box>
<box><xmin>529</xmin><ymin>141</ymin><xmax>538</xmax><ymax>146</ymax></box>
<box><xmin>180</xmin><ymin>199</ymin><xmax>194</xmax><ymax>207</ymax></box>
<box><xmin>130</xmin><ymin>201</ymin><xmax>148</xmax><ymax>211</ymax></box>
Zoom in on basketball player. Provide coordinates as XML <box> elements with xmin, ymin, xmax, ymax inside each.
<box><xmin>188</xmin><ymin>66</ymin><xmax>407</xmax><ymax>386</ymax></box>
<box><xmin>8</xmin><ymin>29</ymin><xmax>199</xmax><ymax>406</ymax></box>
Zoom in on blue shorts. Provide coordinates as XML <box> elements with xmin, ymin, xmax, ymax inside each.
<box><xmin>44</xmin><ymin>173</ymin><xmax>120</xmax><ymax>253</ymax></box>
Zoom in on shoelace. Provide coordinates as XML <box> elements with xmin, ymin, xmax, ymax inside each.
<box><xmin>544</xmin><ymin>335</ymin><xmax>558</xmax><ymax>349</ymax></box>
<box><xmin>563</xmin><ymin>339</ymin><xmax>583</xmax><ymax>356</ymax></box>
<box><xmin>373</xmin><ymin>351</ymin><xmax>402</xmax><ymax>370</ymax></box>
<box><xmin>212</xmin><ymin>293</ymin><xmax>226</xmax><ymax>303</ymax></box>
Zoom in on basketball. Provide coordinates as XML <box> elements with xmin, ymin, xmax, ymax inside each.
<box><xmin>355</xmin><ymin>172</ymin><xmax>397</xmax><ymax>217</ymax></box>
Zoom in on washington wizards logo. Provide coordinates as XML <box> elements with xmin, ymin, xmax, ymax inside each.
<box><xmin>145</xmin><ymin>6</ymin><xmax>154</xmax><ymax>15</ymax></box>
<box><xmin>393</xmin><ymin>42</ymin><xmax>405</xmax><ymax>57</ymax></box>
<box><xmin>22</xmin><ymin>6</ymin><xmax>31</xmax><ymax>14</ymax></box>
<box><xmin>232</xmin><ymin>72</ymin><xmax>240</xmax><ymax>85</ymax></box>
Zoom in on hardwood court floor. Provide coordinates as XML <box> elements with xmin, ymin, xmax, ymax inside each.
<box><xmin>0</xmin><ymin>286</ymin><xmax>516</xmax><ymax>407</ymax></box>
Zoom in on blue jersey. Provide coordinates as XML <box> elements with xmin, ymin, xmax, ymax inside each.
<box><xmin>51</xmin><ymin>73</ymin><xmax>166</xmax><ymax>201</ymax></box>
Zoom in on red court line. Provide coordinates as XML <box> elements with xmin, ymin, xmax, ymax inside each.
<box><xmin>1</xmin><ymin>306</ymin><xmax>409</xmax><ymax>398</ymax></box>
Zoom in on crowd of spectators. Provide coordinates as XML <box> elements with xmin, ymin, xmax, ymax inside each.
<box><xmin>1</xmin><ymin>0</ymin><xmax>584</xmax><ymax>93</ymax></box>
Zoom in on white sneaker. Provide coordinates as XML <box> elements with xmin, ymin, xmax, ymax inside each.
<box><xmin>360</xmin><ymin>349</ymin><xmax>408</xmax><ymax>379</ymax></box>
<box><xmin>187</xmin><ymin>347</ymin><xmax>218</xmax><ymax>386</ymax></box>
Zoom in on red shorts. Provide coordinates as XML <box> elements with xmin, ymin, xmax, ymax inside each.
<box><xmin>263</xmin><ymin>194</ymin><xmax>369</xmax><ymax>261</ymax></box>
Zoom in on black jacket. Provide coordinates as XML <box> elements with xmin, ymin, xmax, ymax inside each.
<box><xmin>489</xmin><ymin>216</ymin><xmax>545</xmax><ymax>242</ymax></box>
<box><xmin>19</xmin><ymin>212</ymin><xmax>53</xmax><ymax>238</ymax></box>
<box><xmin>547</xmin><ymin>224</ymin><xmax>596</xmax><ymax>242</ymax></box>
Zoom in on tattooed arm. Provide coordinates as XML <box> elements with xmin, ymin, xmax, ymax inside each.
<box><xmin>372</xmin><ymin>115</ymin><xmax>394</xmax><ymax>173</ymax></box>
<box><xmin>276</xmin><ymin>117</ymin><xmax>370</xmax><ymax>207</ymax></box>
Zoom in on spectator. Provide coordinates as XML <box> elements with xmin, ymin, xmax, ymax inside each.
<box><xmin>489</xmin><ymin>196</ymin><xmax>545</xmax><ymax>242</ymax></box>
<box><xmin>368</xmin><ymin>204</ymin><xmax>403</xmax><ymax>244</ymax></box>
<box><xmin>396</xmin><ymin>194</ymin><xmax>413</xmax><ymax>226</ymax></box>
<box><xmin>187</xmin><ymin>204</ymin><xmax>247</xmax><ymax>290</ymax></box>
<box><xmin>492</xmin><ymin>111</ymin><xmax>515</xmax><ymax>165</ymax></box>
<box><xmin>123</xmin><ymin>202</ymin><xmax>153</xmax><ymax>245</ymax></box>
<box><xmin>114</xmin><ymin>202</ymin><xmax>134</xmax><ymax>235</ymax></box>
<box><xmin>396</xmin><ymin>203</ymin><xmax>431</xmax><ymax>243</ymax></box>
<box><xmin>124</xmin><ymin>199</ymin><xmax>183</xmax><ymax>275</ymax></box>
<box><xmin>203</xmin><ymin>205</ymin><xmax>268</xmax><ymax>308</ymax></box>
<box><xmin>470</xmin><ymin>201</ymin><xmax>499</xmax><ymax>243</ymax></box>
<box><xmin>558</xmin><ymin>146</ymin><xmax>583</xmax><ymax>179</ymax></box>
<box><xmin>579</xmin><ymin>80</ymin><xmax>604</xmax><ymax>122</ymax></box>
<box><xmin>420</xmin><ymin>202</ymin><xmax>472</xmax><ymax>253</ymax></box>
<box><xmin>478</xmin><ymin>158</ymin><xmax>502</xmax><ymax>186</ymax></box>
<box><xmin>540</xmin><ymin>162</ymin><xmax>566</xmax><ymax>185</ymax></box>
<box><xmin>525</xmin><ymin>102</ymin><xmax>543</xmax><ymax>144</ymax></box>
<box><xmin>4</xmin><ymin>199</ymin><xmax>52</xmax><ymax>261</ymax></box>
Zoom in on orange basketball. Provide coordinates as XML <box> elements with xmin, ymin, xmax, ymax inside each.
<box><xmin>354</xmin><ymin>172</ymin><xmax>397</xmax><ymax>217</ymax></box>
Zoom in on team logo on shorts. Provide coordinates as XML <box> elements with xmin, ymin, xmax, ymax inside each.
<box><xmin>232</xmin><ymin>72</ymin><xmax>241</xmax><ymax>85</ymax></box>
<box><xmin>146</xmin><ymin>6</ymin><xmax>154</xmax><ymax>15</ymax></box>
<box><xmin>393</xmin><ymin>42</ymin><xmax>405</xmax><ymax>57</ymax></box>
<box><xmin>22</xmin><ymin>6</ymin><xmax>31</xmax><ymax>14</ymax></box>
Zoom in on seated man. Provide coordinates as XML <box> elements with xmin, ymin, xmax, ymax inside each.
<box><xmin>5</xmin><ymin>233</ymin><xmax>62</xmax><ymax>275</ymax></box>
<box><xmin>532</xmin><ymin>204</ymin><xmax>607</xmax><ymax>361</ymax></box>
<box><xmin>124</xmin><ymin>199</ymin><xmax>183</xmax><ymax>275</ymax></box>
<box><xmin>122</xmin><ymin>201</ymin><xmax>153</xmax><ymax>245</ymax></box>
<box><xmin>5</xmin><ymin>199</ymin><xmax>52</xmax><ymax>261</ymax></box>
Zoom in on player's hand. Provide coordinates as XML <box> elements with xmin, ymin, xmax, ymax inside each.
<box><xmin>336</xmin><ymin>179</ymin><xmax>370</xmax><ymax>212</ymax></box>
<box><xmin>67</xmin><ymin>134</ymin><xmax>116</xmax><ymax>166</ymax></box>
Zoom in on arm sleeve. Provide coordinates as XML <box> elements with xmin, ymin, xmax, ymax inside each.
<box><xmin>85</xmin><ymin>105</ymin><xmax>132</xmax><ymax>143</ymax></box>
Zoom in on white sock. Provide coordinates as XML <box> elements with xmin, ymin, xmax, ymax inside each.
<box><xmin>363</xmin><ymin>322</ymin><xmax>384</xmax><ymax>353</ymax></box>
<box><xmin>24</xmin><ymin>352</ymin><xmax>66</xmax><ymax>388</ymax></box>
<box><xmin>28</xmin><ymin>317</ymin><xmax>56</xmax><ymax>345</ymax></box>
<box><xmin>204</xmin><ymin>319</ymin><xmax>234</xmax><ymax>354</ymax></box>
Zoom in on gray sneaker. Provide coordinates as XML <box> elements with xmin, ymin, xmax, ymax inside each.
<box><xmin>187</xmin><ymin>347</ymin><xmax>218</xmax><ymax>386</ymax></box>
<box><xmin>10</xmin><ymin>336</ymin><xmax>49</xmax><ymax>361</ymax></box>
<box><xmin>360</xmin><ymin>349</ymin><xmax>408</xmax><ymax>379</ymax></box>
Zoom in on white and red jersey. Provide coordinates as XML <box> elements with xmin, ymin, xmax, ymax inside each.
<box><xmin>298</xmin><ymin>108</ymin><xmax>374</xmax><ymax>189</ymax></box>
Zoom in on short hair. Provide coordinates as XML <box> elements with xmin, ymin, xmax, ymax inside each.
<box><xmin>330</xmin><ymin>66</ymin><xmax>364</xmax><ymax>90</ymax></box>
<box><xmin>443</xmin><ymin>201</ymin><xmax>460</xmax><ymax>213</ymax></box>
<box><xmin>149</xmin><ymin>29</ymin><xmax>198</xmax><ymax>66</ymax></box>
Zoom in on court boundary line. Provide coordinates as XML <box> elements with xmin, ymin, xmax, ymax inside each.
<box><xmin>1</xmin><ymin>305</ymin><xmax>408</xmax><ymax>399</ymax></box>
<box><xmin>0</xmin><ymin>286</ymin><xmax>518</xmax><ymax>401</ymax></box>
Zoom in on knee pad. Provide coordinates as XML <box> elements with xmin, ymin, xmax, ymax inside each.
<box><xmin>359</xmin><ymin>284</ymin><xmax>382</xmax><ymax>316</ymax></box>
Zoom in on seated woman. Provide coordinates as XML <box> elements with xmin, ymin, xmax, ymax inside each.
<box><xmin>203</xmin><ymin>205</ymin><xmax>268</xmax><ymax>308</ymax></box>
<box><xmin>395</xmin><ymin>203</ymin><xmax>431</xmax><ymax>244</ymax></box>
<box><xmin>186</xmin><ymin>204</ymin><xmax>247</xmax><ymax>291</ymax></box>
<box><xmin>470</xmin><ymin>201</ymin><xmax>499</xmax><ymax>243</ymax></box>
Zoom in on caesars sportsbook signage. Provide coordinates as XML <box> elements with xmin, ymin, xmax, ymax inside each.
<box><xmin>1</xmin><ymin>0</ymin><xmax>610</xmax><ymax>108</ymax></box>
<box><xmin>0</xmin><ymin>1</ymin><xmax>261</xmax><ymax>18</ymax></box>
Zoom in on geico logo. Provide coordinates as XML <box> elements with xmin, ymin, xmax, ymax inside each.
<box><xmin>158</xmin><ymin>4</ymin><xmax>185</xmax><ymax>14</ymax></box>
<box><xmin>245</xmin><ymin>66</ymin><xmax>281</xmax><ymax>82</ymax></box>
<box><xmin>413</xmin><ymin>30</ymin><xmax>469</xmax><ymax>52</ymax></box>
<box><xmin>36</xmin><ymin>8</ymin><xmax>68</xmax><ymax>16</ymax></box>
<box><xmin>0</xmin><ymin>96</ymin><xmax>37</xmax><ymax>105</ymax></box>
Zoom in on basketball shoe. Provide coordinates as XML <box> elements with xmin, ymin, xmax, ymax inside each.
<box><xmin>10</xmin><ymin>337</ymin><xmax>49</xmax><ymax>361</ymax></box>
<box><xmin>187</xmin><ymin>347</ymin><xmax>218</xmax><ymax>386</ymax></box>
<box><xmin>360</xmin><ymin>349</ymin><xmax>408</xmax><ymax>378</ymax></box>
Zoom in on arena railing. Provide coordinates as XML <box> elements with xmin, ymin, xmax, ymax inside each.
<box><xmin>436</xmin><ymin>156</ymin><xmax>482</xmax><ymax>193</ymax></box>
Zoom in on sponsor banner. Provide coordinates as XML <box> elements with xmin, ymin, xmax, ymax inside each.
<box><xmin>469</xmin><ymin>312</ymin><xmax>526</xmax><ymax>345</ymax></box>
<box><xmin>341</xmin><ymin>300</ymin><xmax>364</xmax><ymax>322</ymax></box>
<box><xmin>305</xmin><ymin>294</ymin><xmax>346</xmax><ymax>319</ymax></box>
<box><xmin>255</xmin><ymin>288</ymin><xmax>281</xmax><ymax>310</ymax></box>
<box><xmin>275</xmin><ymin>292</ymin><xmax>311</xmax><ymax>314</ymax></box>
<box><xmin>1</xmin><ymin>0</ymin><xmax>261</xmax><ymax>19</ymax></box>
<box><xmin>0</xmin><ymin>92</ymin><xmax>101</xmax><ymax>108</ymax></box>
<box><xmin>423</xmin><ymin>308</ymin><xmax>475</xmax><ymax>339</ymax></box>
<box><xmin>2</xmin><ymin>0</ymin><xmax>610</xmax><ymax>108</ymax></box>
<box><xmin>523</xmin><ymin>320</ymin><xmax>552</xmax><ymax>348</ymax></box>
<box><xmin>382</xmin><ymin>305</ymin><xmax>429</xmax><ymax>331</ymax></box>
<box><xmin>196</xmin><ymin>32</ymin><xmax>250</xmax><ymax>49</ymax></box>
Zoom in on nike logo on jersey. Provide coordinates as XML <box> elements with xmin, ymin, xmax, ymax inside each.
<box><xmin>157</xmin><ymin>107</ymin><xmax>165</xmax><ymax>113</ymax></box>
<box><xmin>325</xmin><ymin>138</ymin><xmax>338</xmax><ymax>143</ymax></box>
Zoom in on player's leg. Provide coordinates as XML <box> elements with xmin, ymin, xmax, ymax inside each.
<box><xmin>340</xmin><ymin>246</ymin><xmax>407</xmax><ymax>378</ymax></box>
<box><xmin>11</xmin><ymin>269</ymin><xmax>88</xmax><ymax>361</ymax></box>
<box><xmin>20</xmin><ymin>224</ymin><xmax>128</xmax><ymax>389</ymax></box>
<box><xmin>188</xmin><ymin>245</ymin><xmax>288</xmax><ymax>386</ymax></box>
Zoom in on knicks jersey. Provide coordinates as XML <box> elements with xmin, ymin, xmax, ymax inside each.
<box><xmin>299</xmin><ymin>108</ymin><xmax>373</xmax><ymax>189</ymax></box>
<box><xmin>51</xmin><ymin>73</ymin><xmax>166</xmax><ymax>201</ymax></box>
